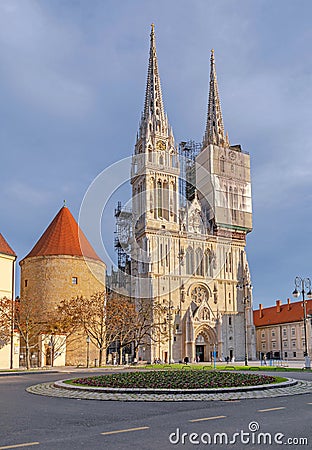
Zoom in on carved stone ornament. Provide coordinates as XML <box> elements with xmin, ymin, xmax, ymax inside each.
<box><xmin>191</xmin><ymin>286</ymin><xmax>208</xmax><ymax>305</ymax></box>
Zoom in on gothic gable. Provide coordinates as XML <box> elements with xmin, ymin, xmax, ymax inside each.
<box><xmin>184</xmin><ymin>193</ymin><xmax>205</xmax><ymax>234</ymax></box>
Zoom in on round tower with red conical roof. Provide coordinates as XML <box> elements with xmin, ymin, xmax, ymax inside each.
<box><xmin>19</xmin><ymin>204</ymin><xmax>106</xmax><ymax>366</ymax></box>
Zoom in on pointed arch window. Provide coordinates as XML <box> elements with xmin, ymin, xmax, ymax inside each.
<box><xmin>205</xmin><ymin>249</ymin><xmax>211</xmax><ymax>277</ymax></box>
<box><xmin>186</xmin><ymin>247</ymin><xmax>194</xmax><ymax>275</ymax></box>
<box><xmin>163</xmin><ymin>180</ymin><xmax>169</xmax><ymax>221</ymax></box>
<box><xmin>195</xmin><ymin>248</ymin><xmax>204</xmax><ymax>276</ymax></box>
<box><xmin>220</xmin><ymin>156</ymin><xmax>225</xmax><ymax>172</ymax></box>
<box><xmin>148</xmin><ymin>147</ymin><xmax>153</xmax><ymax>162</ymax></box>
<box><xmin>171</xmin><ymin>152</ymin><xmax>176</xmax><ymax>167</ymax></box>
<box><xmin>157</xmin><ymin>180</ymin><xmax>162</xmax><ymax>218</ymax></box>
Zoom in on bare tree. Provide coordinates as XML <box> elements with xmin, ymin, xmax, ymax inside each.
<box><xmin>39</xmin><ymin>309</ymin><xmax>79</xmax><ymax>367</ymax></box>
<box><xmin>58</xmin><ymin>292</ymin><xmax>108</xmax><ymax>365</ymax></box>
<box><xmin>131</xmin><ymin>299</ymin><xmax>169</xmax><ymax>360</ymax></box>
<box><xmin>58</xmin><ymin>291</ymin><xmax>139</xmax><ymax>365</ymax></box>
<box><xmin>13</xmin><ymin>297</ymin><xmax>47</xmax><ymax>369</ymax></box>
<box><xmin>0</xmin><ymin>297</ymin><xmax>12</xmax><ymax>347</ymax></box>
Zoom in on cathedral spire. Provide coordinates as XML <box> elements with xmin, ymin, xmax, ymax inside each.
<box><xmin>202</xmin><ymin>50</ymin><xmax>229</xmax><ymax>149</ymax></box>
<box><xmin>140</xmin><ymin>24</ymin><xmax>167</xmax><ymax>137</ymax></box>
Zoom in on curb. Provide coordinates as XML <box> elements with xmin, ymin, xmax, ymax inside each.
<box><xmin>54</xmin><ymin>377</ymin><xmax>297</xmax><ymax>395</ymax></box>
<box><xmin>0</xmin><ymin>370</ymin><xmax>59</xmax><ymax>377</ymax></box>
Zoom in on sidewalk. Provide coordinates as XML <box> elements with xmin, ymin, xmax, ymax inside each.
<box><xmin>0</xmin><ymin>359</ymin><xmax>309</xmax><ymax>377</ymax></box>
<box><xmin>0</xmin><ymin>365</ymin><xmax>128</xmax><ymax>376</ymax></box>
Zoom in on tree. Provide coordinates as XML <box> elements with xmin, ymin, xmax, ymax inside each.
<box><xmin>57</xmin><ymin>291</ymin><xmax>171</xmax><ymax>365</ymax></box>
<box><xmin>14</xmin><ymin>297</ymin><xmax>74</xmax><ymax>369</ymax></box>
<box><xmin>58</xmin><ymin>291</ymin><xmax>138</xmax><ymax>365</ymax></box>
<box><xmin>39</xmin><ymin>309</ymin><xmax>79</xmax><ymax>367</ymax></box>
<box><xmin>0</xmin><ymin>297</ymin><xmax>12</xmax><ymax>348</ymax></box>
<box><xmin>105</xmin><ymin>292</ymin><xmax>136</xmax><ymax>363</ymax></box>
<box><xmin>58</xmin><ymin>291</ymin><xmax>108</xmax><ymax>365</ymax></box>
<box><xmin>14</xmin><ymin>296</ymin><xmax>46</xmax><ymax>369</ymax></box>
<box><xmin>131</xmin><ymin>298</ymin><xmax>169</xmax><ymax>360</ymax></box>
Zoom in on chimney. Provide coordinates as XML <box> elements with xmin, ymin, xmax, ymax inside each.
<box><xmin>287</xmin><ymin>298</ymin><xmax>291</xmax><ymax>311</ymax></box>
<box><xmin>259</xmin><ymin>303</ymin><xmax>263</xmax><ymax>319</ymax></box>
<box><xmin>276</xmin><ymin>300</ymin><xmax>282</xmax><ymax>313</ymax></box>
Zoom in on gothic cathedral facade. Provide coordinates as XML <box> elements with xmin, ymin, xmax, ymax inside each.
<box><xmin>130</xmin><ymin>25</ymin><xmax>256</xmax><ymax>363</ymax></box>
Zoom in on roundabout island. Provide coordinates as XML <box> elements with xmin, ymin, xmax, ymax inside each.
<box><xmin>26</xmin><ymin>367</ymin><xmax>312</xmax><ymax>402</ymax></box>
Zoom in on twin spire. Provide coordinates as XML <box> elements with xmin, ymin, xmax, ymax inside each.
<box><xmin>140</xmin><ymin>23</ymin><xmax>168</xmax><ymax>139</ymax></box>
<box><xmin>139</xmin><ymin>25</ymin><xmax>229</xmax><ymax>148</ymax></box>
<box><xmin>202</xmin><ymin>49</ymin><xmax>229</xmax><ymax>149</ymax></box>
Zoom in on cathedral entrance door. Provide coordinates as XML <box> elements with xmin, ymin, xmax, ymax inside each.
<box><xmin>196</xmin><ymin>345</ymin><xmax>204</xmax><ymax>362</ymax></box>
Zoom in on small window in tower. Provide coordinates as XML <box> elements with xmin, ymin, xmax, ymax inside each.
<box><xmin>25</xmin><ymin>279</ymin><xmax>28</xmax><ymax>288</ymax></box>
<box><xmin>72</xmin><ymin>277</ymin><xmax>78</xmax><ymax>285</ymax></box>
<box><xmin>220</xmin><ymin>157</ymin><xmax>225</xmax><ymax>172</ymax></box>
<box><xmin>229</xmin><ymin>317</ymin><xmax>232</xmax><ymax>326</ymax></box>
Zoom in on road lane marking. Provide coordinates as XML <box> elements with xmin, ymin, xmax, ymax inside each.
<box><xmin>258</xmin><ymin>407</ymin><xmax>286</xmax><ymax>412</ymax></box>
<box><xmin>0</xmin><ymin>443</ymin><xmax>40</xmax><ymax>450</ymax></box>
<box><xmin>189</xmin><ymin>415</ymin><xmax>226</xmax><ymax>422</ymax></box>
<box><xmin>222</xmin><ymin>400</ymin><xmax>240</xmax><ymax>403</ymax></box>
<box><xmin>101</xmin><ymin>426</ymin><xmax>149</xmax><ymax>436</ymax></box>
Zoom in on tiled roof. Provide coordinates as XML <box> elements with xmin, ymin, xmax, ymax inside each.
<box><xmin>253</xmin><ymin>299</ymin><xmax>312</xmax><ymax>327</ymax></box>
<box><xmin>24</xmin><ymin>206</ymin><xmax>102</xmax><ymax>262</ymax></box>
<box><xmin>0</xmin><ymin>233</ymin><xmax>16</xmax><ymax>257</ymax></box>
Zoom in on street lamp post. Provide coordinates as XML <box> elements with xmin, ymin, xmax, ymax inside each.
<box><xmin>86</xmin><ymin>335</ymin><xmax>90</xmax><ymax>368</ymax></box>
<box><xmin>292</xmin><ymin>276</ymin><xmax>312</xmax><ymax>369</ymax></box>
<box><xmin>237</xmin><ymin>272</ymin><xmax>252</xmax><ymax>366</ymax></box>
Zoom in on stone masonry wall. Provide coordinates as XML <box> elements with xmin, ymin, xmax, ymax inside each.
<box><xmin>20</xmin><ymin>255</ymin><xmax>106</xmax><ymax>366</ymax></box>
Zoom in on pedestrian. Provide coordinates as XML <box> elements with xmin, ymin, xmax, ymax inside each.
<box><xmin>184</xmin><ymin>356</ymin><xmax>189</xmax><ymax>365</ymax></box>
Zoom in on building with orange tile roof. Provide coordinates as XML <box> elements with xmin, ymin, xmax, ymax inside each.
<box><xmin>0</xmin><ymin>233</ymin><xmax>16</xmax><ymax>258</ymax></box>
<box><xmin>20</xmin><ymin>204</ymin><xmax>106</xmax><ymax>367</ymax></box>
<box><xmin>253</xmin><ymin>299</ymin><xmax>312</xmax><ymax>361</ymax></box>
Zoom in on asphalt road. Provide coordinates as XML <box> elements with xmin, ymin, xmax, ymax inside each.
<box><xmin>0</xmin><ymin>371</ymin><xmax>311</xmax><ymax>449</ymax></box>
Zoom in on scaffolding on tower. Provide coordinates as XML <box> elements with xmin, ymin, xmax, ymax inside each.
<box><xmin>178</xmin><ymin>140</ymin><xmax>201</xmax><ymax>204</ymax></box>
<box><xmin>113</xmin><ymin>201</ymin><xmax>132</xmax><ymax>289</ymax></box>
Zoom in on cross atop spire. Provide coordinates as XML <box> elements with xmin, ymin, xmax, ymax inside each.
<box><xmin>202</xmin><ymin>50</ymin><xmax>229</xmax><ymax>149</ymax></box>
<box><xmin>140</xmin><ymin>24</ymin><xmax>168</xmax><ymax>138</ymax></box>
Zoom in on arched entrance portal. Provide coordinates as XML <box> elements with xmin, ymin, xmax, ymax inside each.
<box><xmin>195</xmin><ymin>326</ymin><xmax>216</xmax><ymax>362</ymax></box>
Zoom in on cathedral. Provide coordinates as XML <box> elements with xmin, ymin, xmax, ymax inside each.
<box><xmin>124</xmin><ymin>25</ymin><xmax>256</xmax><ymax>363</ymax></box>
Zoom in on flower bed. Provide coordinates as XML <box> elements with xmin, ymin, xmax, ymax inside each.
<box><xmin>69</xmin><ymin>371</ymin><xmax>279</xmax><ymax>389</ymax></box>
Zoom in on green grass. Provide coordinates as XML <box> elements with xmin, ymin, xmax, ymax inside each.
<box><xmin>138</xmin><ymin>363</ymin><xmax>310</xmax><ymax>373</ymax></box>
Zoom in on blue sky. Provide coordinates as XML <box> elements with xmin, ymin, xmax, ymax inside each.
<box><xmin>1</xmin><ymin>0</ymin><xmax>312</xmax><ymax>307</ymax></box>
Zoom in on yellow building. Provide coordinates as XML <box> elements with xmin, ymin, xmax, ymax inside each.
<box><xmin>20</xmin><ymin>204</ymin><xmax>106</xmax><ymax>366</ymax></box>
<box><xmin>0</xmin><ymin>233</ymin><xmax>19</xmax><ymax>369</ymax></box>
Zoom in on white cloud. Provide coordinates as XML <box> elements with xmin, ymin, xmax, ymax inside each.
<box><xmin>5</xmin><ymin>181</ymin><xmax>53</xmax><ymax>206</ymax></box>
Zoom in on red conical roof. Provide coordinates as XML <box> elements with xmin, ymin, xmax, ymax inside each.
<box><xmin>25</xmin><ymin>206</ymin><xmax>102</xmax><ymax>261</ymax></box>
<box><xmin>0</xmin><ymin>233</ymin><xmax>16</xmax><ymax>257</ymax></box>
